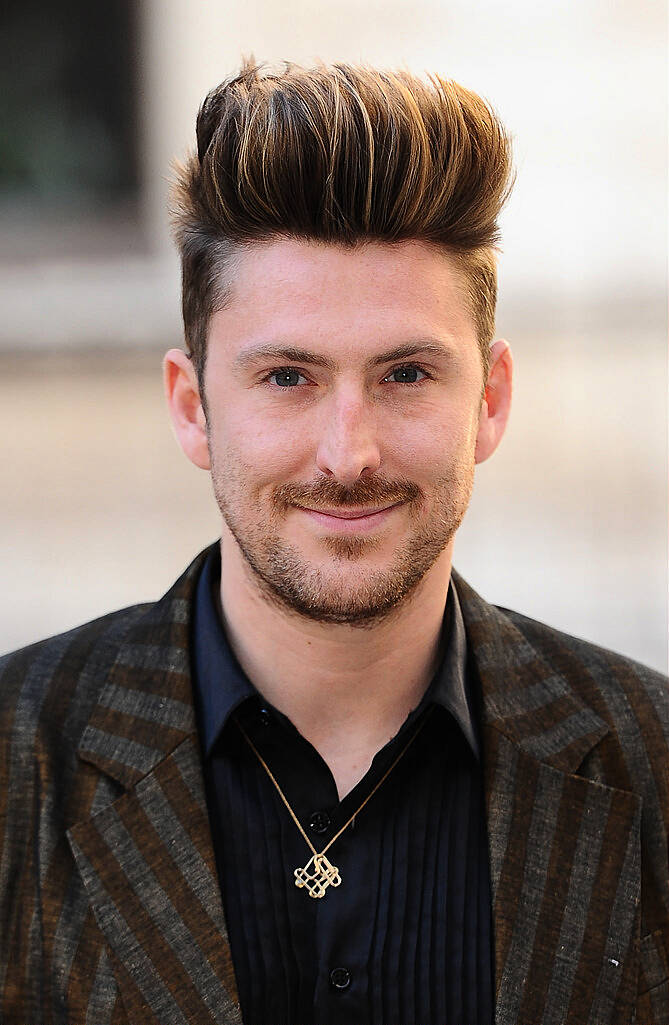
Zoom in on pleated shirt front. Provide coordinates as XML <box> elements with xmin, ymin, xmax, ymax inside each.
<box><xmin>191</xmin><ymin>548</ymin><xmax>494</xmax><ymax>1025</ymax></box>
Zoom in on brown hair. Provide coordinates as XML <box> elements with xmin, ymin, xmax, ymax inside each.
<box><xmin>171</xmin><ymin>59</ymin><xmax>514</xmax><ymax>389</ymax></box>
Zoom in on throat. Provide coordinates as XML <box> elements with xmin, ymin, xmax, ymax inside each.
<box><xmin>328</xmin><ymin>752</ymin><xmax>376</xmax><ymax>802</ymax></box>
<box><xmin>303</xmin><ymin>713</ymin><xmax>417</xmax><ymax>802</ymax></box>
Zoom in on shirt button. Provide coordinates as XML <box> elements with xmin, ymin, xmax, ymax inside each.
<box><xmin>309</xmin><ymin>810</ymin><xmax>331</xmax><ymax>835</ymax></box>
<box><xmin>258</xmin><ymin>707</ymin><xmax>271</xmax><ymax>727</ymax></box>
<box><xmin>329</xmin><ymin>967</ymin><xmax>351</xmax><ymax>990</ymax></box>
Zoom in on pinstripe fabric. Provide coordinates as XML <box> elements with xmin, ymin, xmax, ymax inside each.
<box><xmin>458</xmin><ymin>578</ymin><xmax>668</xmax><ymax>1025</ymax></box>
<box><xmin>1</xmin><ymin>546</ymin><xmax>667</xmax><ymax>1024</ymax></box>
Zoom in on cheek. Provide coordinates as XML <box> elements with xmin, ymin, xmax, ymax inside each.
<box><xmin>387</xmin><ymin>407</ymin><xmax>476</xmax><ymax>475</ymax></box>
<box><xmin>210</xmin><ymin>407</ymin><xmax>309</xmax><ymax>485</ymax></box>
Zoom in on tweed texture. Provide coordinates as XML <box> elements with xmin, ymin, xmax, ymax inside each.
<box><xmin>0</xmin><ymin>546</ymin><xmax>667</xmax><ymax>1025</ymax></box>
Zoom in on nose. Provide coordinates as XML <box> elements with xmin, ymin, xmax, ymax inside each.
<box><xmin>315</xmin><ymin>388</ymin><xmax>381</xmax><ymax>486</ymax></box>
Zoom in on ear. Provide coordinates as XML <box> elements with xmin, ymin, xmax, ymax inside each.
<box><xmin>163</xmin><ymin>348</ymin><xmax>211</xmax><ymax>470</ymax></box>
<box><xmin>474</xmin><ymin>339</ymin><xmax>513</xmax><ymax>464</ymax></box>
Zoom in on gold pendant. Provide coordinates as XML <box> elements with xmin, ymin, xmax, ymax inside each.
<box><xmin>294</xmin><ymin>852</ymin><xmax>342</xmax><ymax>898</ymax></box>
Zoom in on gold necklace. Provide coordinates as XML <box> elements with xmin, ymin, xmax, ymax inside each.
<box><xmin>235</xmin><ymin>707</ymin><xmax>433</xmax><ymax>899</ymax></box>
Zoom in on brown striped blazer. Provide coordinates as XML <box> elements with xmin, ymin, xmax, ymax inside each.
<box><xmin>1</xmin><ymin>545</ymin><xmax>667</xmax><ymax>1025</ymax></box>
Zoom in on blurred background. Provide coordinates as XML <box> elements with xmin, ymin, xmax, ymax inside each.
<box><xmin>1</xmin><ymin>0</ymin><xmax>666</xmax><ymax>672</ymax></box>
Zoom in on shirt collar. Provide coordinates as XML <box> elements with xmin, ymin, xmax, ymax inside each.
<box><xmin>424</xmin><ymin>577</ymin><xmax>480</xmax><ymax>758</ymax></box>
<box><xmin>191</xmin><ymin>546</ymin><xmax>479</xmax><ymax>760</ymax></box>
<box><xmin>191</xmin><ymin>546</ymin><xmax>257</xmax><ymax>755</ymax></box>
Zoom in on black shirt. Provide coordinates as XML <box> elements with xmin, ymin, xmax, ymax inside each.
<box><xmin>191</xmin><ymin>548</ymin><xmax>493</xmax><ymax>1025</ymax></box>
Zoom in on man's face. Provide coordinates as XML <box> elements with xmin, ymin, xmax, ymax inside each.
<box><xmin>201</xmin><ymin>239</ymin><xmax>493</xmax><ymax>625</ymax></box>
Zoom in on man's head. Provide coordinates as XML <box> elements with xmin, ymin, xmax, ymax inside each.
<box><xmin>165</xmin><ymin>61</ymin><xmax>514</xmax><ymax>626</ymax></box>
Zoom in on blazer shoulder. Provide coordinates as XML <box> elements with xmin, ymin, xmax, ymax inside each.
<box><xmin>498</xmin><ymin>603</ymin><xmax>667</xmax><ymax>679</ymax></box>
<box><xmin>0</xmin><ymin>547</ymin><xmax>209</xmax><ymax>772</ymax></box>
<box><xmin>0</xmin><ymin>603</ymin><xmax>152</xmax><ymax>745</ymax></box>
<box><xmin>497</xmin><ymin>604</ymin><xmax>668</xmax><ymax>731</ymax></box>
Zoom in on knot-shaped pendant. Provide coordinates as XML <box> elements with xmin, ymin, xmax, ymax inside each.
<box><xmin>294</xmin><ymin>852</ymin><xmax>342</xmax><ymax>898</ymax></box>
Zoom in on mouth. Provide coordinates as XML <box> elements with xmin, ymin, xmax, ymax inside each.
<box><xmin>294</xmin><ymin>502</ymin><xmax>403</xmax><ymax>533</ymax></box>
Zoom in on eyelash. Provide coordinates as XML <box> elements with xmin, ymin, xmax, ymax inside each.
<box><xmin>263</xmin><ymin>364</ymin><xmax>433</xmax><ymax>388</ymax></box>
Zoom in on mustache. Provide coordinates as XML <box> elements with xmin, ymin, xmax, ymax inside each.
<box><xmin>272</xmin><ymin>476</ymin><xmax>422</xmax><ymax>510</ymax></box>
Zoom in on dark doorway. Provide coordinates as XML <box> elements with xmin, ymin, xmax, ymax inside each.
<box><xmin>1</xmin><ymin>0</ymin><xmax>140</xmax><ymax>237</ymax></box>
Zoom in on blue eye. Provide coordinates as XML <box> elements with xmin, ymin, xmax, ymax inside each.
<box><xmin>384</xmin><ymin>365</ymin><xmax>427</xmax><ymax>384</ymax></box>
<box><xmin>269</xmin><ymin>368</ymin><xmax>306</xmax><ymax>387</ymax></box>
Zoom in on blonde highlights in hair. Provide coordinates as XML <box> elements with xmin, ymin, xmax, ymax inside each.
<box><xmin>171</xmin><ymin>60</ymin><xmax>514</xmax><ymax>385</ymax></box>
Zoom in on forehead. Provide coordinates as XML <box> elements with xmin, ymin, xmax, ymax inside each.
<box><xmin>208</xmin><ymin>238</ymin><xmax>478</xmax><ymax>360</ymax></box>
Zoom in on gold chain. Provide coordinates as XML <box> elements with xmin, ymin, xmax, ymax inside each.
<box><xmin>235</xmin><ymin>706</ymin><xmax>433</xmax><ymax>898</ymax></box>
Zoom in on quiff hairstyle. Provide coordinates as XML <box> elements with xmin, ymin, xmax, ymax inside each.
<box><xmin>171</xmin><ymin>60</ymin><xmax>514</xmax><ymax>390</ymax></box>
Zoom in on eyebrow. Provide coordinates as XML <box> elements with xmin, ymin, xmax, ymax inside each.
<box><xmin>234</xmin><ymin>341</ymin><xmax>455</xmax><ymax>372</ymax></box>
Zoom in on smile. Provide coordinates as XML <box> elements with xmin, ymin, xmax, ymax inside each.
<box><xmin>295</xmin><ymin>503</ymin><xmax>402</xmax><ymax>533</ymax></box>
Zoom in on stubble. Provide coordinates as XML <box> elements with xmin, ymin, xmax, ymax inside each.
<box><xmin>210</xmin><ymin>459</ymin><xmax>474</xmax><ymax>627</ymax></box>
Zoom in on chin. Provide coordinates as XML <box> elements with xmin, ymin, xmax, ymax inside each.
<box><xmin>252</xmin><ymin>538</ymin><xmax>440</xmax><ymax>626</ymax></box>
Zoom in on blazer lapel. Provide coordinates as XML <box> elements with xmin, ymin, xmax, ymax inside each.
<box><xmin>455</xmin><ymin>572</ymin><xmax>642</xmax><ymax>1025</ymax></box>
<box><xmin>67</xmin><ymin>549</ymin><xmax>242</xmax><ymax>1025</ymax></box>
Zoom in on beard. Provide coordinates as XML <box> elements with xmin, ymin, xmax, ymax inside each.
<box><xmin>210</xmin><ymin>459</ymin><xmax>474</xmax><ymax>627</ymax></box>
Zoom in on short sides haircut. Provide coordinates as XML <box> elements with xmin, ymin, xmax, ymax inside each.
<box><xmin>171</xmin><ymin>60</ymin><xmax>514</xmax><ymax>389</ymax></box>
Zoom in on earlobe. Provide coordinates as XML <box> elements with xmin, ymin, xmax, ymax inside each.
<box><xmin>163</xmin><ymin>348</ymin><xmax>211</xmax><ymax>470</ymax></box>
<box><xmin>474</xmin><ymin>339</ymin><xmax>513</xmax><ymax>465</ymax></box>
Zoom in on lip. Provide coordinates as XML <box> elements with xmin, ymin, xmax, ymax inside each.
<box><xmin>295</xmin><ymin>502</ymin><xmax>402</xmax><ymax>532</ymax></box>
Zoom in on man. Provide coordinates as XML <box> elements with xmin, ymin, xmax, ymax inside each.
<box><xmin>1</xmin><ymin>60</ymin><xmax>667</xmax><ymax>1025</ymax></box>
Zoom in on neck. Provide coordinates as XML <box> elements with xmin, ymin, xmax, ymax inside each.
<box><xmin>218</xmin><ymin>533</ymin><xmax>453</xmax><ymax>794</ymax></box>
